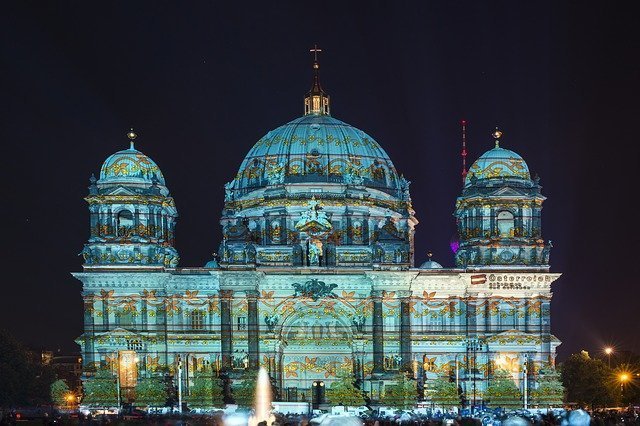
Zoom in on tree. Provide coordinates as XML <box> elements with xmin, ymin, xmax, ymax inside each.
<box><xmin>530</xmin><ymin>367</ymin><xmax>564</xmax><ymax>408</ymax></box>
<box><xmin>384</xmin><ymin>373</ymin><xmax>417</xmax><ymax>410</ymax></box>
<box><xmin>326</xmin><ymin>372</ymin><xmax>365</xmax><ymax>407</ymax></box>
<box><xmin>428</xmin><ymin>377</ymin><xmax>459</xmax><ymax>409</ymax></box>
<box><xmin>81</xmin><ymin>369</ymin><xmax>118</xmax><ymax>407</ymax></box>
<box><xmin>51</xmin><ymin>379</ymin><xmax>71</xmax><ymax>407</ymax></box>
<box><xmin>0</xmin><ymin>329</ymin><xmax>55</xmax><ymax>407</ymax></box>
<box><xmin>186</xmin><ymin>372</ymin><xmax>224</xmax><ymax>408</ymax></box>
<box><xmin>135</xmin><ymin>376</ymin><xmax>167</xmax><ymax>407</ymax></box>
<box><xmin>560</xmin><ymin>351</ymin><xmax>616</xmax><ymax>409</ymax></box>
<box><xmin>232</xmin><ymin>369</ymin><xmax>259</xmax><ymax>407</ymax></box>
<box><xmin>485</xmin><ymin>369</ymin><xmax>522</xmax><ymax>409</ymax></box>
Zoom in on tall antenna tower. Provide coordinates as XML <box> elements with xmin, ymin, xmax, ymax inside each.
<box><xmin>461</xmin><ymin>119</ymin><xmax>468</xmax><ymax>185</ymax></box>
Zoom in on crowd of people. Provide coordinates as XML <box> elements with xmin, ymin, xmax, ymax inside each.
<box><xmin>1</xmin><ymin>407</ymin><xmax>639</xmax><ymax>425</ymax></box>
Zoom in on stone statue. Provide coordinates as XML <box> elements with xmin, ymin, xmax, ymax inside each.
<box><xmin>295</xmin><ymin>197</ymin><xmax>332</xmax><ymax>235</ymax></box>
<box><xmin>344</xmin><ymin>162</ymin><xmax>364</xmax><ymax>185</ymax></box>
<box><xmin>399</xmin><ymin>175</ymin><xmax>411</xmax><ymax>200</ymax></box>
<box><xmin>469</xmin><ymin>248</ymin><xmax>479</xmax><ymax>264</ymax></box>
<box><xmin>264</xmin><ymin>314</ymin><xmax>279</xmax><ymax>333</ymax></box>
<box><xmin>81</xmin><ymin>246</ymin><xmax>93</xmax><ymax>263</ymax></box>
<box><xmin>292</xmin><ymin>278</ymin><xmax>338</xmax><ymax>301</ymax></box>
<box><xmin>219</xmin><ymin>239</ymin><xmax>229</xmax><ymax>262</ymax></box>
<box><xmin>351</xmin><ymin>315</ymin><xmax>366</xmax><ymax>333</ymax></box>
<box><xmin>292</xmin><ymin>244</ymin><xmax>303</xmax><ymax>266</ymax></box>
<box><xmin>373</xmin><ymin>243</ymin><xmax>384</xmax><ymax>263</ymax></box>
<box><xmin>224</xmin><ymin>181</ymin><xmax>234</xmax><ymax>202</ymax></box>
<box><xmin>265</xmin><ymin>162</ymin><xmax>285</xmax><ymax>185</ymax></box>
<box><xmin>245</xmin><ymin>242</ymin><xmax>257</xmax><ymax>263</ymax></box>
<box><xmin>308</xmin><ymin>242</ymin><xmax>321</xmax><ymax>266</ymax></box>
<box><xmin>542</xmin><ymin>240</ymin><xmax>552</xmax><ymax>264</ymax></box>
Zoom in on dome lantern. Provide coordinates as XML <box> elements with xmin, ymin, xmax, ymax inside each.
<box><xmin>304</xmin><ymin>44</ymin><xmax>330</xmax><ymax>116</ymax></box>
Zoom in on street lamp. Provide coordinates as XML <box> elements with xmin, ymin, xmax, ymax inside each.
<box><xmin>177</xmin><ymin>356</ymin><xmax>183</xmax><ymax>414</ymax></box>
<box><xmin>604</xmin><ymin>347</ymin><xmax>613</xmax><ymax>368</ymax></box>
<box><xmin>619</xmin><ymin>373</ymin><xmax>630</xmax><ymax>395</ymax></box>
<box><xmin>65</xmin><ymin>393</ymin><xmax>76</xmax><ymax>407</ymax></box>
<box><xmin>523</xmin><ymin>354</ymin><xmax>529</xmax><ymax>410</ymax></box>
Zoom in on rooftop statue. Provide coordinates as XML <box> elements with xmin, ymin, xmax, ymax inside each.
<box><xmin>265</xmin><ymin>162</ymin><xmax>286</xmax><ymax>185</ymax></box>
<box><xmin>292</xmin><ymin>278</ymin><xmax>338</xmax><ymax>301</ymax></box>
<box><xmin>295</xmin><ymin>197</ymin><xmax>332</xmax><ymax>236</ymax></box>
<box><xmin>224</xmin><ymin>181</ymin><xmax>234</xmax><ymax>201</ymax></box>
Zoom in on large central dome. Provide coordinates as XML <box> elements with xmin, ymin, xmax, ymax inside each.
<box><xmin>232</xmin><ymin>114</ymin><xmax>400</xmax><ymax>196</ymax></box>
<box><xmin>217</xmin><ymin>53</ymin><xmax>417</xmax><ymax>270</ymax></box>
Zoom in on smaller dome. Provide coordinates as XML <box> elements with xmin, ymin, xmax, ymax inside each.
<box><xmin>419</xmin><ymin>260</ymin><xmax>443</xmax><ymax>269</ymax></box>
<box><xmin>465</xmin><ymin>146</ymin><xmax>530</xmax><ymax>185</ymax></box>
<box><xmin>204</xmin><ymin>258</ymin><xmax>220</xmax><ymax>268</ymax></box>
<box><xmin>99</xmin><ymin>147</ymin><xmax>165</xmax><ymax>185</ymax></box>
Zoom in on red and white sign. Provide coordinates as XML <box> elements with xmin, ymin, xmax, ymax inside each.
<box><xmin>470</xmin><ymin>274</ymin><xmax>487</xmax><ymax>285</ymax></box>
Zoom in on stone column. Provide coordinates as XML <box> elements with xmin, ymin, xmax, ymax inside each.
<box><xmin>141</xmin><ymin>298</ymin><xmax>148</xmax><ymax>330</ymax></box>
<box><xmin>155</xmin><ymin>292</ymin><xmax>168</xmax><ymax>367</ymax></box>
<box><xmin>89</xmin><ymin>206</ymin><xmax>98</xmax><ymax>235</ymax></box>
<box><xmin>83</xmin><ymin>296</ymin><xmax>95</xmax><ymax>366</ymax></box>
<box><xmin>540</xmin><ymin>295</ymin><xmax>552</xmax><ymax>362</ymax></box>
<box><xmin>101</xmin><ymin>296</ymin><xmax>109</xmax><ymax>331</ymax></box>
<box><xmin>134</xmin><ymin>207</ymin><xmax>140</xmax><ymax>230</ymax></box>
<box><xmin>398</xmin><ymin>291</ymin><xmax>412</xmax><ymax>369</ymax></box>
<box><xmin>246</xmin><ymin>290</ymin><xmax>260</xmax><ymax>369</ymax></box>
<box><xmin>523</xmin><ymin>295</ymin><xmax>531</xmax><ymax>333</ymax></box>
<box><xmin>220</xmin><ymin>290</ymin><xmax>234</xmax><ymax>371</ymax></box>
<box><xmin>371</xmin><ymin>290</ymin><xmax>384</xmax><ymax>374</ymax></box>
<box><xmin>466</xmin><ymin>293</ymin><xmax>479</xmax><ymax>337</ymax></box>
<box><xmin>106</xmin><ymin>207</ymin><xmax>113</xmax><ymax>234</ymax></box>
<box><xmin>482</xmin><ymin>294</ymin><xmax>491</xmax><ymax>334</ymax></box>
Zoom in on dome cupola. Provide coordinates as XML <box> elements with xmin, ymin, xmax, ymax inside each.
<box><xmin>81</xmin><ymin>130</ymin><xmax>179</xmax><ymax>269</ymax></box>
<box><xmin>454</xmin><ymin>128</ymin><xmax>551</xmax><ymax>269</ymax></box>
<box><xmin>419</xmin><ymin>252</ymin><xmax>443</xmax><ymax>270</ymax></box>
<box><xmin>98</xmin><ymin>129</ymin><xmax>166</xmax><ymax>188</ymax></box>
<box><xmin>219</xmin><ymin>50</ymin><xmax>417</xmax><ymax>269</ymax></box>
<box><xmin>465</xmin><ymin>128</ymin><xmax>530</xmax><ymax>186</ymax></box>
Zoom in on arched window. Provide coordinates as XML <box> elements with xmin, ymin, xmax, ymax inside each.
<box><xmin>352</xmin><ymin>220</ymin><xmax>363</xmax><ymax>244</ymax></box>
<box><xmin>117</xmin><ymin>210</ymin><xmax>134</xmax><ymax>236</ymax></box>
<box><xmin>497</xmin><ymin>211</ymin><xmax>515</xmax><ymax>237</ymax></box>
<box><xmin>270</xmin><ymin>220</ymin><xmax>281</xmax><ymax>243</ymax></box>
<box><xmin>126</xmin><ymin>339</ymin><xmax>143</xmax><ymax>351</ymax></box>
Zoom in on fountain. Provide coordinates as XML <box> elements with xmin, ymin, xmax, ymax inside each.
<box><xmin>248</xmin><ymin>367</ymin><xmax>275</xmax><ymax>426</ymax></box>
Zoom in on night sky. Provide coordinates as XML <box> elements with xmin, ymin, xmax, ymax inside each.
<box><xmin>1</xmin><ymin>2</ymin><xmax>637</xmax><ymax>358</ymax></box>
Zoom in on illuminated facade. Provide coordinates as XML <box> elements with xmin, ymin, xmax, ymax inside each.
<box><xmin>74</xmin><ymin>57</ymin><xmax>560</xmax><ymax>407</ymax></box>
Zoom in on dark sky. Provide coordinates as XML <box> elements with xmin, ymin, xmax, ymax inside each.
<box><xmin>1</xmin><ymin>1</ymin><xmax>637</xmax><ymax>358</ymax></box>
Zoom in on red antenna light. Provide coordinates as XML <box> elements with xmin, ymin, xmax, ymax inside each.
<box><xmin>461</xmin><ymin>119</ymin><xmax>468</xmax><ymax>185</ymax></box>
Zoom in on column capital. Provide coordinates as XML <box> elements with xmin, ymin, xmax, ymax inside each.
<box><xmin>370</xmin><ymin>290</ymin><xmax>384</xmax><ymax>298</ymax></box>
<box><xmin>245</xmin><ymin>290</ymin><xmax>260</xmax><ymax>300</ymax></box>
<box><xmin>220</xmin><ymin>290</ymin><xmax>234</xmax><ymax>300</ymax></box>
<box><xmin>397</xmin><ymin>290</ymin><xmax>412</xmax><ymax>299</ymax></box>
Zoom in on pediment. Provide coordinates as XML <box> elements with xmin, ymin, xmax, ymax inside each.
<box><xmin>486</xmin><ymin>329</ymin><xmax>540</xmax><ymax>344</ymax></box>
<box><xmin>296</xmin><ymin>219</ymin><xmax>332</xmax><ymax>234</ymax></box>
<box><xmin>489</xmin><ymin>187</ymin><xmax>526</xmax><ymax>197</ymax></box>
<box><xmin>106</xmin><ymin>186</ymin><xmax>138</xmax><ymax>196</ymax></box>
<box><xmin>95</xmin><ymin>327</ymin><xmax>141</xmax><ymax>338</ymax></box>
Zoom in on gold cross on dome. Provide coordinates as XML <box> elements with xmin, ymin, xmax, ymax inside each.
<box><xmin>310</xmin><ymin>44</ymin><xmax>322</xmax><ymax>62</ymax></box>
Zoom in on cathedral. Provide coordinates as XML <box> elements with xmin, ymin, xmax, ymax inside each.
<box><xmin>74</xmin><ymin>54</ymin><xmax>560</xmax><ymax>408</ymax></box>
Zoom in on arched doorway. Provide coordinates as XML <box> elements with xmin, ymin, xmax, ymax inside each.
<box><xmin>278</xmin><ymin>314</ymin><xmax>354</xmax><ymax>404</ymax></box>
